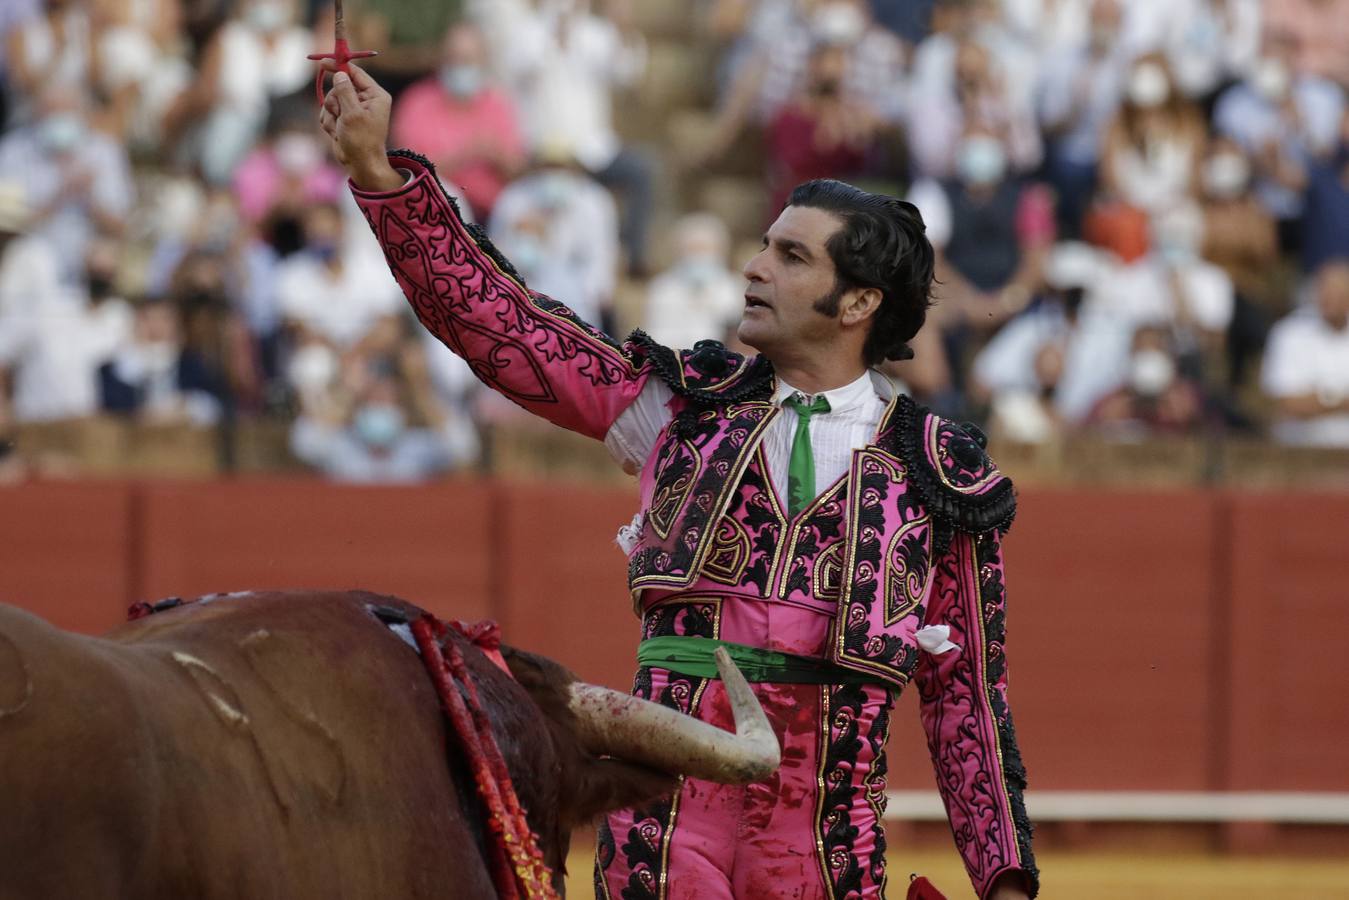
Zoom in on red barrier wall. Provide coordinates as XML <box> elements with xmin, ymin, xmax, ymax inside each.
<box><xmin>2</xmin><ymin>479</ymin><xmax>1347</xmax><ymax>795</ymax></box>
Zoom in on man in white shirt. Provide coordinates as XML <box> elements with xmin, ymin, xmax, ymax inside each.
<box><xmin>320</xmin><ymin>63</ymin><xmax>1037</xmax><ymax>900</ymax></box>
<box><xmin>274</xmin><ymin>200</ymin><xmax>403</xmax><ymax>349</ymax></box>
<box><xmin>641</xmin><ymin>213</ymin><xmax>744</xmax><ymax>350</ymax></box>
<box><xmin>1262</xmin><ymin>259</ymin><xmax>1349</xmax><ymax>447</ymax></box>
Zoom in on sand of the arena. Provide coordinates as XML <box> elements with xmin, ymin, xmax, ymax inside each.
<box><xmin>565</xmin><ymin>840</ymin><xmax>1349</xmax><ymax>898</ymax></box>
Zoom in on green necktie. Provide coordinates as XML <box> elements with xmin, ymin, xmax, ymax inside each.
<box><xmin>783</xmin><ymin>393</ymin><xmax>830</xmax><ymax>519</ymax></box>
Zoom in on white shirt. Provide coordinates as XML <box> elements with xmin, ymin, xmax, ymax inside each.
<box><xmin>0</xmin><ymin>293</ymin><xmax>131</xmax><ymax>422</ymax></box>
<box><xmin>1262</xmin><ymin>311</ymin><xmax>1349</xmax><ymax>447</ymax></box>
<box><xmin>275</xmin><ymin>250</ymin><xmax>403</xmax><ymax>348</ymax></box>
<box><xmin>642</xmin><ymin>262</ymin><xmax>744</xmax><ymax>351</ymax></box>
<box><xmin>605</xmin><ymin>369</ymin><xmax>893</xmax><ymax>505</ymax></box>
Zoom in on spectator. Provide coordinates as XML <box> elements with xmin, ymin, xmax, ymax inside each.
<box><xmin>0</xmin><ymin>181</ymin><xmax>62</xmax><ymax>325</ymax></box>
<box><xmin>390</xmin><ymin>21</ymin><xmax>525</xmax><ymax>218</ymax></box>
<box><xmin>489</xmin><ymin>150</ymin><xmax>619</xmax><ymax>330</ymax></box>
<box><xmin>1197</xmin><ymin>137</ymin><xmax>1280</xmax><ymax>386</ymax></box>
<box><xmin>91</xmin><ymin>0</ymin><xmax>193</xmax><ymax>148</ymax></box>
<box><xmin>642</xmin><ymin>213</ymin><xmax>742</xmax><ymax>349</ymax></box>
<box><xmin>908</xmin><ymin>35</ymin><xmax>1041</xmax><ymax>180</ymax></box>
<box><xmin>1263</xmin><ymin>0</ymin><xmax>1349</xmax><ymax>89</ymax></box>
<box><xmin>163</xmin><ymin>0</ymin><xmax>312</xmax><ymax>185</ymax></box>
<box><xmin>1164</xmin><ymin>0</ymin><xmax>1261</xmax><ymax>102</ymax></box>
<box><xmin>1301</xmin><ymin>111</ymin><xmax>1349</xmax><ymax>272</ymax></box>
<box><xmin>0</xmin><ymin>82</ymin><xmax>135</xmax><ymax>284</ymax></box>
<box><xmin>1087</xmin><ymin>323</ymin><xmax>1207</xmax><ymax>437</ymax></box>
<box><xmin>904</xmin><ymin>126</ymin><xmax>1055</xmax><ymax>407</ymax></box>
<box><xmin>290</xmin><ymin>359</ymin><xmax>474</xmax><ymax>483</ymax></box>
<box><xmin>1104</xmin><ymin>204</ymin><xmax>1235</xmax><ymax>375</ymax></box>
<box><xmin>0</xmin><ymin>234</ymin><xmax>133</xmax><ymax>424</ymax></box>
<box><xmin>4</xmin><ymin>0</ymin><xmax>92</xmax><ymax>125</ymax></box>
<box><xmin>233</xmin><ymin>111</ymin><xmax>346</xmax><ymax>227</ymax></box>
<box><xmin>1037</xmin><ymin>0</ymin><xmax>1129</xmax><ymax>235</ymax></box>
<box><xmin>766</xmin><ymin>42</ymin><xmax>876</xmax><ymax>212</ymax></box>
<box><xmin>1213</xmin><ymin>29</ymin><xmax>1345</xmax><ymax>249</ymax></box>
<box><xmin>99</xmin><ymin>297</ymin><xmax>225</xmax><ymax>425</ymax></box>
<box><xmin>1262</xmin><ymin>259</ymin><xmax>1349</xmax><ymax>447</ymax></box>
<box><xmin>486</xmin><ymin>0</ymin><xmax>653</xmax><ymax>273</ymax></box>
<box><xmin>165</xmin><ymin>248</ymin><xmax>263</xmax><ymax>415</ymax></box>
<box><xmin>275</xmin><ymin>200</ymin><xmax>404</xmax><ymax>351</ymax></box>
<box><xmin>1100</xmin><ymin>53</ymin><xmax>1206</xmax><ymax>216</ymax></box>
<box><xmin>0</xmin><ymin>0</ymin><xmax>41</xmax><ymax>125</ymax></box>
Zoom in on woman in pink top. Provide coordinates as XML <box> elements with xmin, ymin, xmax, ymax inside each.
<box><xmin>390</xmin><ymin>21</ymin><xmax>525</xmax><ymax>218</ymax></box>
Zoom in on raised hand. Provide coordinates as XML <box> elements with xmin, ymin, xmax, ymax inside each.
<box><xmin>317</xmin><ymin>64</ymin><xmax>403</xmax><ymax>192</ymax></box>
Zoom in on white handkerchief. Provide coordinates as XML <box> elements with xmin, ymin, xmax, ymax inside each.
<box><xmin>615</xmin><ymin>512</ymin><xmax>645</xmax><ymax>555</ymax></box>
<box><xmin>915</xmin><ymin>624</ymin><xmax>960</xmax><ymax>655</ymax></box>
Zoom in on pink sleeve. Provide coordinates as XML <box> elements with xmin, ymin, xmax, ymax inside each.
<box><xmin>915</xmin><ymin>531</ymin><xmax>1038</xmax><ymax>900</ymax></box>
<box><xmin>350</xmin><ymin>152</ymin><xmax>651</xmax><ymax>440</ymax></box>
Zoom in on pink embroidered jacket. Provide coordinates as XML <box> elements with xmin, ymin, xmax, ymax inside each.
<box><xmin>352</xmin><ymin>152</ymin><xmax>1037</xmax><ymax>899</ymax></box>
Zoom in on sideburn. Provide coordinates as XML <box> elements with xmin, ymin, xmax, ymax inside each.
<box><xmin>810</xmin><ymin>279</ymin><xmax>848</xmax><ymax>317</ymax></box>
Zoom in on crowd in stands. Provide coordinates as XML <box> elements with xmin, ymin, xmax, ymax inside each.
<box><xmin>1</xmin><ymin>0</ymin><xmax>1348</xmax><ymax>485</ymax></box>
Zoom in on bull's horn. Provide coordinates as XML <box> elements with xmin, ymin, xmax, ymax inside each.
<box><xmin>567</xmin><ymin>648</ymin><xmax>780</xmax><ymax>784</ymax></box>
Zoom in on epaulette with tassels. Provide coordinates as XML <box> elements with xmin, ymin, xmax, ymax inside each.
<box><xmin>888</xmin><ymin>395</ymin><xmax>1016</xmax><ymax>553</ymax></box>
<box><xmin>624</xmin><ymin>333</ymin><xmax>775</xmax><ymax>404</ymax></box>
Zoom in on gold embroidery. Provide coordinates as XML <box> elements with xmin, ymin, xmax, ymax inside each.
<box><xmin>883</xmin><ymin>515</ymin><xmax>932</xmax><ymax>626</ymax></box>
<box><xmin>702</xmin><ymin>517</ymin><xmax>751</xmax><ymax>586</ymax></box>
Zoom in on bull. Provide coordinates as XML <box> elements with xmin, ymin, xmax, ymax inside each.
<box><xmin>0</xmin><ymin>591</ymin><xmax>778</xmax><ymax>898</ymax></box>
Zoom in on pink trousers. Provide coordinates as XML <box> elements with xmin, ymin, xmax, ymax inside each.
<box><xmin>594</xmin><ymin>663</ymin><xmax>894</xmax><ymax>900</ymax></box>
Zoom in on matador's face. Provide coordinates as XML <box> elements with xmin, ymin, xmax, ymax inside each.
<box><xmin>737</xmin><ymin>206</ymin><xmax>847</xmax><ymax>362</ymax></box>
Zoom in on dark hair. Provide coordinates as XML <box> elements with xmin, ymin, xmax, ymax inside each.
<box><xmin>787</xmin><ymin>179</ymin><xmax>934</xmax><ymax>366</ymax></box>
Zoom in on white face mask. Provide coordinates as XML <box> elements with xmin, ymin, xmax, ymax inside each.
<box><xmin>956</xmin><ymin>135</ymin><xmax>1007</xmax><ymax>186</ymax></box>
<box><xmin>274</xmin><ymin>133</ymin><xmax>321</xmax><ymax>174</ymax></box>
<box><xmin>1252</xmin><ymin>57</ymin><xmax>1290</xmax><ymax>101</ymax></box>
<box><xmin>1128</xmin><ymin>63</ymin><xmax>1170</xmax><ymax>108</ymax></box>
<box><xmin>1130</xmin><ymin>347</ymin><xmax>1176</xmax><ymax>397</ymax></box>
<box><xmin>812</xmin><ymin>2</ymin><xmax>865</xmax><ymax>45</ymax></box>
<box><xmin>247</xmin><ymin>1</ymin><xmax>288</xmax><ymax>32</ymax></box>
<box><xmin>39</xmin><ymin>113</ymin><xmax>84</xmax><ymax>152</ymax></box>
<box><xmin>1202</xmin><ymin>153</ymin><xmax>1251</xmax><ymax>199</ymax></box>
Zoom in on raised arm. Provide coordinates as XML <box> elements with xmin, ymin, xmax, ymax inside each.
<box><xmin>318</xmin><ymin>66</ymin><xmax>650</xmax><ymax>439</ymax></box>
<box><xmin>915</xmin><ymin>530</ymin><xmax>1038</xmax><ymax>900</ymax></box>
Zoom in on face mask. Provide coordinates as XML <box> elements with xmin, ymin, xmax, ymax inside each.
<box><xmin>269</xmin><ymin>215</ymin><xmax>305</xmax><ymax>257</ymax></box>
<box><xmin>87</xmin><ymin>272</ymin><xmax>117</xmax><ymax>300</ymax></box>
<box><xmin>1128</xmin><ymin>64</ymin><xmax>1170</xmax><ymax>108</ymax></box>
<box><xmin>247</xmin><ymin>1</ymin><xmax>288</xmax><ymax>32</ymax></box>
<box><xmin>440</xmin><ymin>65</ymin><xmax>484</xmax><ymax>99</ymax></box>
<box><xmin>274</xmin><ymin>134</ymin><xmax>321</xmax><ymax>174</ymax></box>
<box><xmin>288</xmin><ymin>343</ymin><xmax>336</xmax><ymax>394</ymax></box>
<box><xmin>1130</xmin><ymin>348</ymin><xmax>1176</xmax><ymax>397</ymax></box>
<box><xmin>1202</xmin><ymin>153</ymin><xmax>1251</xmax><ymax>199</ymax></box>
<box><xmin>510</xmin><ymin>235</ymin><xmax>545</xmax><ymax>274</ymax></box>
<box><xmin>1252</xmin><ymin>57</ymin><xmax>1290</xmax><ymax>101</ymax></box>
<box><xmin>811</xmin><ymin>76</ymin><xmax>842</xmax><ymax>98</ymax></box>
<box><xmin>811</xmin><ymin>3</ymin><xmax>865</xmax><ymax>45</ymax></box>
<box><xmin>677</xmin><ymin>257</ymin><xmax>723</xmax><ymax>289</ymax></box>
<box><xmin>956</xmin><ymin>135</ymin><xmax>1007</xmax><ymax>186</ymax></box>
<box><xmin>354</xmin><ymin>404</ymin><xmax>406</xmax><ymax>448</ymax></box>
<box><xmin>536</xmin><ymin>172</ymin><xmax>573</xmax><ymax>209</ymax></box>
<box><xmin>39</xmin><ymin>113</ymin><xmax>84</xmax><ymax>152</ymax></box>
<box><xmin>139</xmin><ymin>340</ymin><xmax>179</xmax><ymax>374</ymax></box>
<box><xmin>310</xmin><ymin>239</ymin><xmax>340</xmax><ymax>264</ymax></box>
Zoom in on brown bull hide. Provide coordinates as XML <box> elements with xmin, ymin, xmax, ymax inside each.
<box><xmin>0</xmin><ymin>591</ymin><xmax>675</xmax><ymax>899</ymax></box>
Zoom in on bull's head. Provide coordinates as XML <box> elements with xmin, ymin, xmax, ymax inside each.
<box><xmin>499</xmin><ymin>644</ymin><xmax>780</xmax><ymax>888</ymax></box>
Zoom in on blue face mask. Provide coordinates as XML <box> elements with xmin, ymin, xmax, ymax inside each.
<box><xmin>353</xmin><ymin>404</ymin><xmax>405</xmax><ymax>448</ymax></box>
<box><xmin>310</xmin><ymin>240</ymin><xmax>340</xmax><ymax>264</ymax></box>
<box><xmin>440</xmin><ymin>65</ymin><xmax>484</xmax><ymax>99</ymax></box>
<box><xmin>956</xmin><ymin>136</ymin><xmax>1007</xmax><ymax>187</ymax></box>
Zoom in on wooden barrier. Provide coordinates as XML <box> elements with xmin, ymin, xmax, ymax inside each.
<box><xmin>2</xmin><ymin>478</ymin><xmax>1347</xmax><ymax>798</ymax></box>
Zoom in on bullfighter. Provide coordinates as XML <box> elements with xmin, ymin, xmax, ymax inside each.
<box><xmin>318</xmin><ymin>64</ymin><xmax>1038</xmax><ymax>900</ymax></box>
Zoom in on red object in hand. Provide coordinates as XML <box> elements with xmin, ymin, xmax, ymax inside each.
<box><xmin>907</xmin><ymin>875</ymin><xmax>949</xmax><ymax>900</ymax></box>
<box><xmin>306</xmin><ymin>0</ymin><xmax>377</xmax><ymax>104</ymax></box>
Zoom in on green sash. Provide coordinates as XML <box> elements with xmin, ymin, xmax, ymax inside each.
<box><xmin>636</xmin><ymin>636</ymin><xmax>875</xmax><ymax>685</ymax></box>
